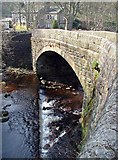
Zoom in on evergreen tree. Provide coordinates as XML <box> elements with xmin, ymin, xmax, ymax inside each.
<box><xmin>52</xmin><ymin>20</ymin><xmax>58</xmax><ymax>29</ymax></box>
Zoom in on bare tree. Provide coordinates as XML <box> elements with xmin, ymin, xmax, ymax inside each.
<box><xmin>20</xmin><ymin>1</ymin><xmax>43</xmax><ymax>30</ymax></box>
<box><xmin>18</xmin><ymin>2</ymin><xmax>24</xmax><ymax>26</ymax></box>
<box><xmin>78</xmin><ymin>2</ymin><xmax>116</xmax><ymax>31</ymax></box>
<box><xmin>54</xmin><ymin>2</ymin><xmax>81</xmax><ymax>30</ymax></box>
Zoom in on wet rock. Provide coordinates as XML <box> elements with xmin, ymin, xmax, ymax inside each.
<box><xmin>72</xmin><ymin>92</ymin><xmax>77</xmax><ymax>95</ymax></box>
<box><xmin>4</xmin><ymin>93</ymin><xmax>11</xmax><ymax>98</ymax></box>
<box><xmin>66</xmin><ymin>87</ymin><xmax>71</xmax><ymax>90</ymax></box>
<box><xmin>40</xmin><ymin>77</ymin><xmax>43</xmax><ymax>80</ymax></box>
<box><xmin>56</xmin><ymin>127</ymin><xmax>59</xmax><ymax>130</ymax></box>
<box><xmin>43</xmin><ymin>144</ymin><xmax>50</xmax><ymax>150</ymax></box>
<box><xmin>2</xmin><ymin>110</ymin><xmax>9</xmax><ymax>117</ymax></box>
<box><xmin>2</xmin><ymin>104</ymin><xmax>11</xmax><ymax>110</ymax></box>
<box><xmin>46</xmin><ymin>97</ymin><xmax>53</xmax><ymax>103</ymax></box>
<box><xmin>46</xmin><ymin>81</ymin><xmax>52</xmax><ymax>85</ymax></box>
<box><xmin>73</xmin><ymin>109</ymin><xmax>82</xmax><ymax>115</ymax></box>
<box><xmin>41</xmin><ymin>80</ymin><xmax>47</xmax><ymax>85</ymax></box>
<box><xmin>43</xmin><ymin>107</ymin><xmax>51</xmax><ymax>110</ymax></box>
<box><xmin>0</xmin><ymin>110</ymin><xmax>9</xmax><ymax>123</ymax></box>
<box><xmin>62</xmin><ymin>107</ymin><xmax>72</xmax><ymax>112</ymax></box>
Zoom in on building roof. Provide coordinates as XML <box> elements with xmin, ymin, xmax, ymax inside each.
<box><xmin>12</xmin><ymin>11</ymin><xmax>38</xmax><ymax>14</ymax></box>
<box><xmin>0</xmin><ymin>18</ymin><xmax>12</xmax><ymax>22</ymax></box>
<box><xmin>38</xmin><ymin>7</ymin><xmax>62</xmax><ymax>14</ymax></box>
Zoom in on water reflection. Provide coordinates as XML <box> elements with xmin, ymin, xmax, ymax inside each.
<box><xmin>2</xmin><ymin>74</ymin><xmax>40</xmax><ymax>158</ymax></box>
<box><xmin>2</xmin><ymin>73</ymin><xmax>83</xmax><ymax>158</ymax></box>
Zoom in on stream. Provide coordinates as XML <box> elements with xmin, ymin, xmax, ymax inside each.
<box><xmin>1</xmin><ymin>72</ymin><xmax>83</xmax><ymax>159</ymax></box>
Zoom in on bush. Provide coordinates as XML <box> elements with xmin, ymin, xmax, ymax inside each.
<box><xmin>14</xmin><ymin>24</ymin><xmax>28</xmax><ymax>31</ymax></box>
<box><xmin>60</xmin><ymin>25</ymin><xmax>65</xmax><ymax>29</ymax></box>
<box><xmin>73</xmin><ymin>19</ymin><xmax>80</xmax><ymax>29</ymax></box>
<box><xmin>52</xmin><ymin>20</ymin><xmax>58</xmax><ymax>29</ymax></box>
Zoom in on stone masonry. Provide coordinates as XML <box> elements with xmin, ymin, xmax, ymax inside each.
<box><xmin>31</xmin><ymin>29</ymin><xmax>117</xmax><ymax>158</ymax></box>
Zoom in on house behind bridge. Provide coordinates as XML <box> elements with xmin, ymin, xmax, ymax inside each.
<box><xmin>11</xmin><ymin>4</ymin><xmax>65</xmax><ymax>29</ymax></box>
<box><xmin>37</xmin><ymin>7</ymin><xmax>65</xmax><ymax>29</ymax></box>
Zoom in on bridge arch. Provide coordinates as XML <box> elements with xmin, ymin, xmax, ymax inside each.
<box><xmin>32</xmin><ymin>29</ymin><xmax>116</xmax><ymax>99</ymax></box>
<box><xmin>31</xmin><ymin>29</ymin><xmax>117</xmax><ymax>158</ymax></box>
<box><xmin>32</xmin><ymin>40</ymin><xmax>93</xmax><ymax>97</ymax></box>
<box><xmin>34</xmin><ymin>45</ymin><xmax>75</xmax><ymax>72</ymax></box>
<box><xmin>36</xmin><ymin>50</ymin><xmax>84</xmax><ymax>91</ymax></box>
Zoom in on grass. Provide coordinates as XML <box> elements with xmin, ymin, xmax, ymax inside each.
<box><xmin>14</xmin><ymin>24</ymin><xmax>30</xmax><ymax>31</ymax></box>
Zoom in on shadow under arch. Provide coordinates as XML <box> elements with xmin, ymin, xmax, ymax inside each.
<box><xmin>36</xmin><ymin>51</ymin><xmax>84</xmax><ymax>92</ymax></box>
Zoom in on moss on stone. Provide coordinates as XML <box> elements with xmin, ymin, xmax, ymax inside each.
<box><xmin>92</xmin><ymin>60</ymin><xmax>99</xmax><ymax>69</ymax></box>
<box><xmin>92</xmin><ymin>60</ymin><xmax>100</xmax><ymax>73</ymax></box>
<box><xmin>79</xmin><ymin>87</ymin><xmax>96</xmax><ymax>152</ymax></box>
<box><xmin>94</xmin><ymin>70</ymin><xmax>99</xmax><ymax>80</ymax></box>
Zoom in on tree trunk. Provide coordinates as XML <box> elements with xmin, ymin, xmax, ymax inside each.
<box><xmin>65</xmin><ymin>17</ymin><xmax>68</xmax><ymax>30</ymax></box>
<box><xmin>19</xmin><ymin>12</ymin><xmax>22</xmax><ymax>26</ymax></box>
<box><xmin>25</xmin><ymin>2</ymin><xmax>30</xmax><ymax>30</ymax></box>
<box><xmin>26</xmin><ymin>12</ymin><xmax>30</xmax><ymax>30</ymax></box>
<box><xmin>19</xmin><ymin>4</ymin><xmax>22</xmax><ymax>26</ymax></box>
<box><xmin>64</xmin><ymin>15</ymin><xmax>74</xmax><ymax>30</ymax></box>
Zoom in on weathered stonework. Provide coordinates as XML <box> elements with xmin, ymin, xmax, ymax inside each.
<box><xmin>2</xmin><ymin>31</ymin><xmax>32</xmax><ymax>70</ymax></box>
<box><xmin>31</xmin><ymin>29</ymin><xmax>117</xmax><ymax>158</ymax></box>
<box><xmin>79</xmin><ymin>34</ymin><xmax>117</xmax><ymax>158</ymax></box>
<box><xmin>31</xmin><ymin>29</ymin><xmax>116</xmax><ymax>97</ymax></box>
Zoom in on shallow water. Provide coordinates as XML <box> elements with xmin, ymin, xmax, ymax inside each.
<box><xmin>1</xmin><ymin>73</ymin><xmax>83</xmax><ymax>159</ymax></box>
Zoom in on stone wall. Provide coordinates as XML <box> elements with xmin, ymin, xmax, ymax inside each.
<box><xmin>31</xmin><ymin>29</ymin><xmax>99</xmax><ymax>98</ymax></box>
<box><xmin>31</xmin><ymin>29</ymin><xmax>117</xmax><ymax>158</ymax></box>
<box><xmin>78</xmin><ymin>33</ymin><xmax>117</xmax><ymax>158</ymax></box>
<box><xmin>2</xmin><ymin>31</ymin><xmax>32</xmax><ymax>70</ymax></box>
<box><xmin>31</xmin><ymin>29</ymin><xmax>116</xmax><ymax>98</ymax></box>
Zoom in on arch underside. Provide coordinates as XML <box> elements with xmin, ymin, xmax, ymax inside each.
<box><xmin>36</xmin><ymin>50</ymin><xmax>84</xmax><ymax>91</ymax></box>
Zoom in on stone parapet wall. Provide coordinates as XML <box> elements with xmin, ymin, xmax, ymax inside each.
<box><xmin>79</xmin><ymin>30</ymin><xmax>117</xmax><ymax>43</ymax></box>
<box><xmin>32</xmin><ymin>29</ymin><xmax>117</xmax><ymax>48</ymax></box>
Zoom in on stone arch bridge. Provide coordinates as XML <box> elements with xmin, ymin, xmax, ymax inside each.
<box><xmin>31</xmin><ymin>29</ymin><xmax>117</xmax><ymax>158</ymax></box>
<box><xmin>31</xmin><ymin>29</ymin><xmax>116</xmax><ymax>99</ymax></box>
